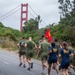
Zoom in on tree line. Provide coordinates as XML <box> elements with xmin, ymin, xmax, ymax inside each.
<box><xmin>0</xmin><ymin>0</ymin><xmax>75</xmax><ymax>50</ymax></box>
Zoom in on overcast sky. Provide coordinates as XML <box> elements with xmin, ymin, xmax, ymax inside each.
<box><xmin>0</xmin><ymin>0</ymin><xmax>60</xmax><ymax>30</ymax></box>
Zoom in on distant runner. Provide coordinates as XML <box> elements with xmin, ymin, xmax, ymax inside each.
<box><xmin>73</xmin><ymin>51</ymin><xmax>75</xmax><ymax>71</ymax></box>
<box><xmin>17</xmin><ymin>37</ymin><xmax>27</xmax><ymax>68</ymax></box>
<box><xmin>39</xmin><ymin>35</ymin><xmax>50</xmax><ymax>75</ymax></box>
<box><xmin>68</xmin><ymin>42</ymin><xmax>74</xmax><ymax>73</ymax></box>
<box><xmin>26</xmin><ymin>37</ymin><xmax>37</xmax><ymax>71</ymax></box>
<box><xmin>54</xmin><ymin>38</ymin><xmax>61</xmax><ymax>65</ymax></box>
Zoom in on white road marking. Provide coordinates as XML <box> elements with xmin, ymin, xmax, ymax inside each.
<box><xmin>4</xmin><ymin>62</ymin><xmax>9</xmax><ymax>64</ymax></box>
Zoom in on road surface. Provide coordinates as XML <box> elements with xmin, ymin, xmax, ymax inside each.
<box><xmin>0</xmin><ymin>49</ymin><xmax>75</xmax><ymax>75</ymax></box>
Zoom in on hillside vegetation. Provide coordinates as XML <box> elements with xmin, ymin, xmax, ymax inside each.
<box><xmin>0</xmin><ymin>0</ymin><xmax>75</xmax><ymax>50</ymax></box>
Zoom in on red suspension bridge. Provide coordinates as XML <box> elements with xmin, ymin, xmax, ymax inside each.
<box><xmin>0</xmin><ymin>3</ymin><xmax>47</xmax><ymax>31</ymax></box>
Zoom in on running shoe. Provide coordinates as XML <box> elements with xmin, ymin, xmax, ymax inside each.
<box><xmin>23</xmin><ymin>64</ymin><xmax>26</xmax><ymax>68</ymax></box>
<box><xmin>31</xmin><ymin>62</ymin><xmax>33</xmax><ymax>68</ymax></box>
<box><xmin>27</xmin><ymin>68</ymin><xmax>31</xmax><ymax>71</ymax></box>
<box><xmin>19</xmin><ymin>62</ymin><xmax>23</xmax><ymax>66</ymax></box>
<box><xmin>41</xmin><ymin>72</ymin><xmax>45</xmax><ymax>75</ymax></box>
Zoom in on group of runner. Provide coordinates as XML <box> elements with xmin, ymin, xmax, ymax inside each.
<box><xmin>17</xmin><ymin>36</ymin><xmax>37</xmax><ymax>70</ymax></box>
<box><xmin>17</xmin><ymin>35</ymin><xmax>75</xmax><ymax>75</ymax></box>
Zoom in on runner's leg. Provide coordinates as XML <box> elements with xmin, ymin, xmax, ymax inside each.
<box><xmin>23</xmin><ymin>55</ymin><xmax>26</xmax><ymax>68</ymax></box>
<box><xmin>53</xmin><ymin>63</ymin><xmax>60</xmax><ymax>75</ymax></box>
<box><xmin>19</xmin><ymin>52</ymin><xmax>23</xmax><ymax>66</ymax></box>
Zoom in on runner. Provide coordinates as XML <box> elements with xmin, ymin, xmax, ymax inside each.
<box><xmin>39</xmin><ymin>35</ymin><xmax>50</xmax><ymax>75</ymax></box>
<box><xmin>17</xmin><ymin>37</ymin><xmax>27</xmax><ymax>68</ymax></box>
<box><xmin>46</xmin><ymin>42</ymin><xmax>60</xmax><ymax>75</ymax></box>
<box><xmin>73</xmin><ymin>51</ymin><xmax>75</xmax><ymax>72</ymax></box>
<box><xmin>54</xmin><ymin>38</ymin><xmax>61</xmax><ymax>65</ymax></box>
<box><xmin>38</xmin><ymin>35</ymin><xmax>45</xmax><ymax>58</ymax></box>
<box><xmin>59</xmin><ymin>42</ymin><xmax>73</xmax><ymax>75</ymax></box>
<box><xmin>68</xmin><ymin>42</ymin><xmax>74</xmax><ymax>73</ymax></box>
<box><xmin>54</xmin><ymin>38</ymin><xmax>60</xmax><ymax>52</ymax></box>
<box><xmin>26</xmin><ymin>37</ymin><xmax>37</xmax><ymax>71</ymax></box>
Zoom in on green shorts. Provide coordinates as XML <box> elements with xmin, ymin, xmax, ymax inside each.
<box><xmin>70</xmin><ymin>56</ymin><xmax>74</xmax><ymax>63</ymax></box>
<box><xmin>73</xmin><ymin>57</ymin><xmax>75</xmax><ymax>65</ymax></box>
<box><xmin>41</xmin><ymin>53</ymin><xmax>48</xmax><ymax>61</ymax></box>
<box><xmin>26</xmin><ymin>51</ymin><xmax>34</xmax><ymax>58</ymax></box>
<box><xmin>19</xmin><ymin>50</ymin><xmax>26</xmax><ymax>57</ymax></box>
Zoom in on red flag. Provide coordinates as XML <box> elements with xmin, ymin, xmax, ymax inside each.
<box><xmin>45</xmin><ymin>28</ymin><xmax>52</xmax><ymax>42</ymax></box>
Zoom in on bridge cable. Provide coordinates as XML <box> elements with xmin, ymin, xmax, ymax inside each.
<box><xmin>28</xmin><ymin>4</ymin><xmax>48</xmax><ymax>26</ymax></box>
<box><xmin>28</xmin><ymin>10</ymin><xmax>45</xmax><ymax>27</ymax></box>
<box><xmin>0</xmin><ymin>4</ymin><xmax>20</xmax><ymax>19</ymax></box>
<box><xmin>0</xmin><ymin>8</ymin><xmax>20</xmax><ymax>21</ymax></box>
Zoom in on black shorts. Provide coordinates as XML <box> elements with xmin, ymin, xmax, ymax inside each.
<box><xmin>19</xmin><ymin>50</ymin><xmax>26</xmax><ymax>57</ymax></box>
<box><xmin>60</xmin><ymin>61</ymin><xmax>70</xmax><ymax>69</ymax></box>
<box><xmin>48</xmin><ymin>57</ymin><xmax>57</xmax><ymax>64</ymax></box>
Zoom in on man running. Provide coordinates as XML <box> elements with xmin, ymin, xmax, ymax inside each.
<box><xmin>17</xmin><ymin>37</ymin><xmax>27</xmax><ymax>68</ymax></box>
<box><xmin>73</xmin><ymin>51</ymin><xmax>75</xmax><ymax>71</ymax></box>
<box><xmin>39</xmin><ymin>35</ymin><xmax>50</xmax><ymax>75</ymax></box>
<box><xmin>26</xmin><ymin>37</ymin><xmax>37</xmax><ymax>71</ymax></box>
<box><xmin>54</xmin><ymin>38</ymin><xmax>61</xmax><ymax>69</ymax></box>
<box><xmin>54</xmin><ymin>38</ymin><xmax>60</xmax><ymax>52</ymax></box>
<box><xmin>68</xmin><ymin>42</ymin><xmax>74</xmax><ymax>73</ymax></box>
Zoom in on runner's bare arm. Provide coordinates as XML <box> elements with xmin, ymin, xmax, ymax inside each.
<box><xmin>58</xmin><ymin>54</ymin><xmax>61</xmax><ymax>58</ymax></box>
<box><xmin>70</xmin><ymin>53</ymin><xmax>73</xmax><ymax>56</ymax></box>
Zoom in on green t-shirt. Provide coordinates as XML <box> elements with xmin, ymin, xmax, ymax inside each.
<box><xmin>73</xmin><ymin>51</ymin><xmax>75</xmax><ymax>59</ymax></box>
<box><xmin>55</xmin><ymin>42</ymin><xmax>60</xmax><ymax>51</ymax></box>
<box><xmin>27</xmin><ymin>40</ymin><xmax>35</xmax><ymax>51</ymax></box>
<box><xmin>68</xmin><ymin>46</ymin><xmax>75</xmax><ymax>60</ymax></box>
<box><xmin>19</xmin><ymin>40</ymin><xmax>26</xmax><ymax>50</ymax></box>
<box><xmin>68</xmin><ymin>46</ymin><xmax>74</xmax><ymax>52</ymax></box>
<box><xmin>40</xmin><ymin>41</ymin><xmax>50</xmax><ymax>53</ymax></box>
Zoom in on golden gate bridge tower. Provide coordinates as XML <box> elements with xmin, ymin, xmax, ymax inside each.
<box><xmin>20</xmin><ymin>3</ymin><xmax>28</xmax><ymax>31</ymax></box>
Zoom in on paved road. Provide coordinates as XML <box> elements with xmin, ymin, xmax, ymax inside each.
<box><xmin>0</xmin><ymin>49</ymin><xmax>75</xmax><ymax>75</ymax></box>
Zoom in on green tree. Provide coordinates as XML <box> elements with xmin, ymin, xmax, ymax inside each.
<box><xmin>0</xmin><ymin>22</ymin><xmax>4</xmax><ymax>28</ymax></box>
<box><xmin>70</xmin><ymin>0</ymin><xmax>75</xmax><ymax>17</ymax></box>
<box><xmin>69</xmin><ymin>17</ymin><xmax>75</xmax><ymax>26</ymax></box>
<box><xmin>58</xmin><ymin>0</ymin><xmax>71</xmax><ymax>17</ymax></box>
<box><xmin>23</xmin><ymin>18</ymin><xmax>39</xmax><ymax>33</ymax></box>
<box><xmin>58</xmin><ymin>0</ymin><xmax>75</xmax><ymax>26</ymax></box>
